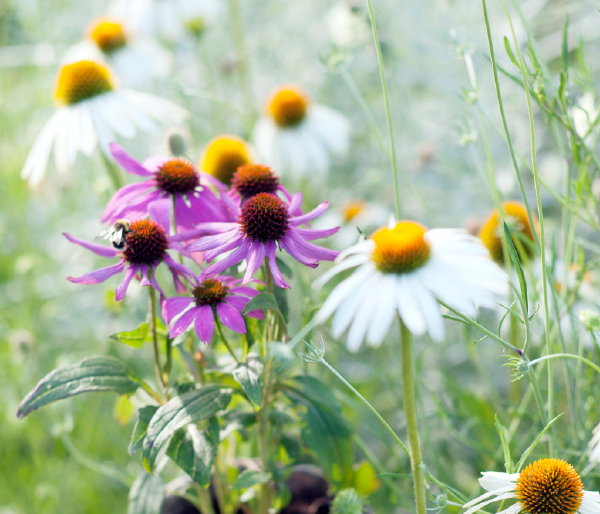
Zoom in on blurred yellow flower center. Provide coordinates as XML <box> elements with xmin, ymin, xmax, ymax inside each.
<box><xmin>267</xmin><ymin>87</ymin><xmax>309</xmax><ymax>127</ymax></box>
<box><xmin>185</xmin><ymin>17</ymin><xmax>205</xmax><ymax>37</ymax></box>
<box><xmin>515</xmin><ymin>458</ymin><xmax>583</xmax><ymax>513</ymax></box>
<box><xmin>371</xmin><ymin>221</ymin><xmax>431</xmax><ymax>274</ymax></box>
<box><xmin>88</xmin><ymin>18</ymin><xmax>127</xmax><ymax>53</ymax></box>
<box><xmin>201</xmin><ymin>135</ymin><xmax>251</xmax><ymax>186</ymax></box>
<box><xmin>478</xmin><ymin>201</ymin><xmax>536</xmax><ymax>264</ymax></box>
<box><xmin>343</xmin><ymin>201</ymin><xmax>365</xmax><ymax>222</ymax></box>
<box><xmin>54</xmin><ymin>60</ymin><xmax>114</xmax><ymax>105</ymax></box>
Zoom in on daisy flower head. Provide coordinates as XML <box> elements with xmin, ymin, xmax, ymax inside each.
<box><xmin>164</xmin><ymin>275</ymin><xmax>264</xmax><ymax>343</ymax></box>
<box><xmin>315</xmin><ymin>220</ymin><xmax>507</xmax><ymax>350</ymax></box>
<box><xmin>463</xmin><ymin>458</ymin><xmax>600</xmax><ymax>514</ymax></box>
<box><xmin>65</xmin><ymin>199</ymin><xmax>193</xmax><ymax>300</ymax></box>
<box><xmin>21</xmin><ymin>59</ymin><xmax>187</xmax><ymax>188</ymax></box>
<box><xmin>200</xmin><ymin>135</ymin><xmax>253</xmax><ymax>187</ymax></box>
<box><xmin>101</xmin><ymin>143</ymin><xmax>228</xmax><ymax>232</ymax></box>
<box><xmin>478</xmin><ymin>201</ymin><xmax>537</xmax><ymax>264</ymax></box>
<box><xmin>253</xmin><ymin>85</ymin><xmax>350</xmax><ymax>179</ymax></box>
<box><xmin>181</xmin><ymin>192</ymin><xmax>339</xmax><ymax>289</ymax></box>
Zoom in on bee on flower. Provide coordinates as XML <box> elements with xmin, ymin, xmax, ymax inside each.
<box><xmin>463</xmin><ymin>458</ymin><xmax>600</xmax><ymax>513</ymax></box>
<box><xmin>21</xmin><ymin>59</ymin><xmax>187</xmax><ymax>187</ymax></box>
<box><xmin>315</xmin><ymin>219</ymin><xmax>507</xmax><ymax>350</ymax></box>
<box><xmin>253</xmin><ymin>85</ymin><xmax>350</xmax><ymax>180</ymax></box>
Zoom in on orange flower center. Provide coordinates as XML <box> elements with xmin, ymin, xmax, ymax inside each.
<box><xmin>54</xmin><ymin>60</ymin><xmax>114</xmax><ymax>105</ymax></box>
<box><xmin>155</xmin><ymin>159</ymin><xmax>200</xmax><ymax>194</ymax></box>
<box><xmin>478</xmin><ymin>201</ymin><xmax>536</xmax><ymax>264</ymax></box>
<box><xmin>192</xmin><ymin>279</ymin><xmax>229</xmax><ymax>306</ymax></box>
<box><xmin>267</xmin><ymin>87</ymin><xmax>309</xmax><ymax>128</ymax></box>
<box><xmin>88</xmin><ymin>18</ymin><xmax>127</xmax><ymax>54</ymax></box>
<box><xmin>515</xmin><ymin>458</ymin><xmax>584</xmax><ymax>513</ymax></box>
<box><xmin>371</xmin><ymin>221</ymin><xmax>431</xmax><ymax>274</ymax></box>
<box><xmin>342</xmin><ymin>201</ymin><xmax>365</xmax><ymax>222</ymax></box>
<box><xmin>201</xmin><ymin>135</ymin><xmax>251</xmax><ymax>186</ymax></box>
<box><xmin>231</xmin><ymin>164</ymin><xmax>279</xmax><ymax>199</ymax></box>
<box><xmin>239</xmin><ymin>193</ymin><xmax>289</xmax><ymax>241</ymax></box>
<box><xmin>122</xmin><ymin>219</ymin><xmax>169</xmax><ymax>265</ymax></box>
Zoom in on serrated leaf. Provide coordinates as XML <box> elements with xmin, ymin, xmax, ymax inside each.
<box><xmin>17</xmin><ymin>356</ymin><xmax>139</xmax><ymax>419</ymax></box>
<box><xmin>503</xmin><ymin>221</ymin><xmax>528</xmax><ymax>313</ymax></box>
<box><xmin>129</xmin><ymin>406</ymin><xmax>158</xmax><ymax>455</ymax></box>
<box><xmin>232</xmin><ymin>356</ymin><xmax>263</xmax><ymax>408</ymax></box>
<box><xmin>143</xmin><ymin>386</ymin><xmax>231</xmax><ymax>472</ymax></box>
<box><xmin>231</xmin><ymin>469</ymin><xmax>271</xmax><ymax>490</ymax></box>
<box><xmin>128</xmin><ymin>471</ymin><xmax>164</xmax><ymax>514</ymax></box>
<box><xmin>110</xmin><ymin>323</ymin><xmax>149</xmax><ymax>348</ymax></box>
<box><xmin>167</xmin><ymin>425</ymin><xmax>215</xmax><ymax>486</ymax></box>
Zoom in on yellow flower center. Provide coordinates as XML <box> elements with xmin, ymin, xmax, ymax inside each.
<box><xmin>54</xmin><ymin>60</ymin><xmax>114</xmax><ymax>106</ymax></box>
<box><xmin>200</xmin><ymin>135</ymin><xmax>252</xmax><ymax>186</ymax></box>
<box><xmin>267</xmin><ymin>87</ymin><xmax>309</xmax><ymax>128</ymax></box>
<box><xmin>515</xmin><ymin>458</ymin><xmax>584</xmax><ymax>513</ymax></box>
<box><xmin>88</xmin><ymin>18</ymin><xmax>128</xmax><ymax>54</ymax></box>
<box><xmin>371</xmin><ymin>221</ymin><xmax>431</xmax><ymax>274</ymax></box>
<box><xmin>342</xmin><ymin>201</ymin><xmax>365</xmax><ymax>222</ymax></box>
<box><xmin>478</xmin><ymin>201</ymin><xmax>536</xmax><ymax>264</ymax></box>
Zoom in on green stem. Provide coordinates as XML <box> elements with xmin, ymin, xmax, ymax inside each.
<box><xmin>365</xmin><ymin>0</ymin><xmax>401</xmax><ymax>218</ymax></box>
<box><xmin>149</xmin><ymin>288</ymin><xmax>167</xmax><ymax>395</ymax></box>
<box><xmin>528</xmin><ymin>353</ymin><xmax>600</xmax><ymax>375</ymax></box>
<box><xmin>399</xmin><ymin>322</ymin><xmax>427</xmax><ymax>514</ymax></box>
<box><xmin>100</xmin><ymin>150</ymin><xmax>123</xmax><ymax>191</ymax></box>
<box><xmin>215</xmin><ymin>318</ymin><xmax>239</xmax><ymax>363</ymax></box>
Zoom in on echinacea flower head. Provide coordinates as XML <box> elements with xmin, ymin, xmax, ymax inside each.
<box><xmin>21</xmin><ymin>60</ymin><xmax>187</xmax><ymax>188</ymax></box>
<box><xmin>315</xmin><ymin>220</ymin><xmax>507</xmax><ymax>350</ymax></box>
<box><xmin>200</xmin><ymin>135</ymin><xmax>253</xmax><ymax>186</ymax></box>
<box><xmin>180</xmin><ymin>192</ymin><xmax>339</xmax><ymax>289</ymax></box>
<box><xmin>478</xmin><ymin>201</ymin><xmax>537</xmax><ymax>264</ymax></box>
<box><xmin>88</xmin><ymin>18</ymin><xmax>127</xmax><ymax>54</ymax></box>
<box><xmin>463</xmin><ymin>458</ymin><xmax>600</xmax><ymax>514</ymax></box>
<box><xmin>102</xmin><ymin>143</ymin><xmax>228</xmax><ymax>231</ymax></box>
<box><xmin>254</xmin><ymin>85</ymin><xmax>350</xmax><ymax>179</ymax></box>
<box><xmin>65</xmin><ymin>200</ymin><xmax>192</xmax><ymax>300</ymax></box>
<box><xmin>229</xmin><ymin>163</ymin><xmax>294</xmax><ymax>207</ymax></box>
<box><xmin>164</xmin><ymin>275</ymin><xmax>263</xmax><ymax>342</ymax></box>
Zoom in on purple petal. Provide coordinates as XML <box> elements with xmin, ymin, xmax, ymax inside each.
<box><xmin>289</xmin><ymin>201</ymin><xmax>329</xmax><ymax>226</ymax></box>
<box><xmin>265</xmin><ymin>241</ymin><xmax>289</xmax><ymax>288</ymax></box>
<box><xmin>229</xmin><ymin>286</ymin><xmax>260</xmax><ymax>297</ymax></box>
<box><xmin>139</xmin><ymin>264</ymin><xmax>150</xmax><ymax>286</ymax></box>
<box><xmin>286</xmin><ymin>231</ymin><xmax>339</xmax><ymax>262</ymax></box>
<box><xmin>200</xmin><ymin>239</ymin><xmax>251</xmax><ymax>278</ymax></box>
<box><xmin>165</xmin><ymin>296</ymin><xmax>195</xmax><ymax>323</ymax></box>
<box><xmin>225</xmin><ymin>295</ymin><xmax>250</xmax><ymax>312</ymax></box>
<box><xmin>149</xmin><ymin>199</ymin><xmax>172</xmax><ymax>233</ymax></box>
<box><xmin>170</xmin><ymin>306</ymin><xmax>199</xmax><ymax>338</ymax></box>
<box><xmin>200</xmin><ymin>171</ymin><xmax>228</xmax><ymax>191</ymax></box>
<box><xmin>280</xmin><ymin>238</ymin><xmax>319</xmax><ymax>267</ymax></box>
<box><xmin>217</xmin><ymin>301</ymin><xmax>246</xmax><ymax>334</ymax></box>
<box><xmin>109</xmin><ymin>143</ymin><xmax>153</xmax><ymax>176</ymax></box>
<box><xmin>142</xmin><ymin>155</ymin><xmax>170</xmax><ymax>172</ymax></box>
<box><xmin>102</xmin><ymin>186</ymin><xmax>160</xmax><ymax>223</ymax></box>
<box><xmin>101</xmin><ymin>181</ymin><xmax>155</xmax><ymax>223</ymax></box>
<box><xmin>148</xmin><ymin>268</ymin><xmax>166</xmax><ymax>297</ymax></box>
<box><xmin>243</xmin><ymin>242</ymin><xmax>266</xmax><ymax>283</ymax></box>
<box><xmin>115</xmin><ymin>265</ymin><xmax>139</xmax><ymax>301</ymax></box>
<box><xmin>187</xmin><ymin>228</ymin><xmax>241</xmax><ymax>254</ymax></box>
<box><xmin>67</xmin><ymin>261</ymin><xmax>125</xmax><ymax>285</ymax></box>
<box><xmin>194</xmin><ymin>305</ymin><xmax>215</xmax><ymax>342</ymax></box>
<box><xmin>288</xmin><ymin>192</ymin><xmax>303</xmax><ymax>214</ymax></box>
<box><xmin>294</xmin><ymin>226</ymin><xmax>340</xmax><ymax>240</ymax></box>
<box><xmin>63</xmin><ymin>232</ymin><xmax>119</xmax><ymax>257</ymax></box>
<box><xmin>171</xmin><ymin>222</ymin><xmax>238</xmax><ymax>243</ymax></box>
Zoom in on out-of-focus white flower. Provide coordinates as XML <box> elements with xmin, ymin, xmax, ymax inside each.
<box><xmin>254</xmin><ymin>86</ymin><xmax>350</xmax><ymax>180</ymax></box>
<box><xmin>21</xmin><ymin>60</ymin><xmax>187</xmax><ymax>187</ymax></box>
<box><xmin>589</xmin><ymin>422</ymin><xmax>600</xmax><ymax>467</ymax></box>
<box><xmin>572</xmin><ymin>93</ymin><xmax>600</xmax><ymax>140</ymax></box>
<box><xmin>326</xmin><ymin>1</ymin><xmax>370</xmax><ymax>48</ymax></box>
<box><xmin>63</xmin><ymin>17</ymin><xmax>170</xmax><ymax>88</ymax></box>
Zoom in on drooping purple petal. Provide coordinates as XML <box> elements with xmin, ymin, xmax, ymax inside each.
<box><xmin>101</xmin><ymin>181</ymin><xmax>156</xmax><ymax>223</ymax></box>
<box><xmin>164</xmin><ymin>296</ymin><xmax>195</xmax><ymax>323</ymax></box>
<box><xmin>163</xmin><ymin>255</ymin><xmax>194</xmax><ymax>292</ymax></box>
<box><xmin>288</xmin><ymin>192</ymin><xmax>303</xmax><ymax>214</ymax></box>
<box><xmin>148</xmin><ymin>198</ymin><xmax>172</xmax><ymax>233</ymax></box>
<box><xmin>115</xmin><ymin>264</ymin><xmax>139</xmax><ymax>301</ymax></box>
<box><xmin>142</xmin><ymin>155</ymin><xmax>170</xmax><ymax>172</ymax></box>
<box><xmin>224</xmin><ymin>295</ymin><xmax>251</xmax><ymax>312</ymax></box>
<box><xmin>229</xmin><ymin>286</ymin><xmax>260</xmax><ymax>297</ymax></box>
<box><xmin>194</xmin><ymin>305</ymin><xmax>215</xmax><ymax>342</ymax></box>
<box><xmin>139</xmin><ymin>264</ymin><xmax>150</xmax><ymax>286</ymax></box>
<box><xmin>186</xmin><ymin>228</ymin><xmax>241</xmax><ymax>254</ymax></box>
<box><xmin>217</xmin><ymin>301</ymin><xmax>247</xmax><ymax>334</ymax></box>
<box><xmin>148</xmin><ymin>268</ymin><xmax>166</xmax><ymax>297</ymax></box>
<box><xmin>286</xmin><ymin>231</ymin><xmax>339</xmax><ymax>262</ymax></box>
<box><xmin>294</xmin><ymin>226</ymin><xmax>340</xmax><ymax>240</ymax></box>
<box><xmin>243</xmin><ymin>242</ymin><xmax>266</xmax><ymax>283</ymax></box>
<box><xmin>200</xmin><ymin>171</ymin><xmax>228</xmax><ymax>191</ymax></box>
<box><xmin>202</xmin><ymin>234</ymin><xmax>244</xmax><ymax>261</ymax></box>
<box><xmin>67</xmin><ymin>261</ymin><xmax>125</xmax><ymax>285</ymax></box>
<box><xmin>170</xmin><ymin>305</ymin><xmax>199</xmax><ymax>337</ymax></box>
<box><xmin>110</xmin><ymin>143</ymin><xmax>153</xmax><ymax>176</ymax></box>
<box><xmin>200</xmin><ymin>238</ymin><xmax>251</xmax><ymax>278</ymax></box>
<box><xmin>289</xmin><ymin>201</ymin><xmax>329</xmax><ymax>226</ymax></box>
<box><xmin>279</xmin><ymin>237</ymin><xmax>319</xmax><ymax>267</ymax></box>
<box><xmin>171</xmin><ymin>222</ymin><xmax>238</xmax><ymax>242</ymax></box>
<box><xmin>63</xmin><ymin>232</ymin><xmax>120</xmax><ymax>257</ymax></box>
<box><xmin>102</xmin><ymin>187</ymin><xmax>160</xmax><ymax>224</ymax></box>
<box><xmin>265</xmin><ymin>240</ymin><xmax>289</xmax><ymax>288</ymax></box>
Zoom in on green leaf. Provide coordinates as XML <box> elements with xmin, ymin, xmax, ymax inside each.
<box><xmin>494</xmin><ymin>415</ymin><xmax>513</xmax><ymax>473</ymax></box>
<box><xmin>129</xmin><ymin>406</ymin><xmax>158</xmax><ymax>455</ymax></box>
<box><xmin>561</xmin><ymin>15</ymin><xmax>570</xmax><ymax>76</ymax></box>
<box><xmin>503</xmin><ymin>37</ymin><xmax>518</xmax><ymax>67</ymax></box>
<box><xmin>503</xmin><ymin>221</ymin><xmax>528</xmax><ymax>313</ymax></box>
<box><xmin>243</xmin><ymin>292</ymin><xmax>282</xmax><ymax>320</ymax></box>
<box><xmin>516</xmin><ymin>414</ymin><xmax>563</xmax><ymax>471</ymax></box>
<box><xmin>274</xmin><ymin>286</ymin><xmax>289</xmax><ymax>323</ymax></box>
<box><xmin>167</xmin><ymin>425</ymin><xmax>215</xmax><ymax>486</ymax></box>
<box><xmin>143</xmin><ymin>386</ymin><xmax>231</xmax><ymax>472</ymax></box>
<box><xmin>231</xmin><ymin>469</ymin><xmax>271</xmax><ymax>490</ymax></box>
<box><xmin>275</xmin><ymin>256</ymin><xmax>293</xmax><ymax>278</ymax></box>
<box><xmin>232</xmin><ymin>356</ymin><xmax>263</xmax><ymax>408</ymax></box>
<box><xmin>17</xmin><ymin>356</ymin><xmax>139</xmax><ymax>419</ymax></box>
<box><xmin>128</xmin><ymin>471</ymin><xmax>164</xmax><ymax>514</ymax></box>
<box><xmin>110</xmin><ymin>323</ymin><xmax>149</xmax><ymax>348</ymax></box>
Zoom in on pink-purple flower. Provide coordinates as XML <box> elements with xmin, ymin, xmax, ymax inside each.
<box><xmin>178</xmin><ymin>192</ymin><xmax>339</xmax><ymax>288</ymax></box>
<box><xmin>102</xmin><ymin>143</ymin><xmax>229</xmax><ymax>231</ymax></box>
<box><xmin>164</xmin><ymin>275</ymin><xmax>264</xmax><ymax>342</ymax></box>
<box><xmin>65</xmin><ymin>200</ymin><xmax>193</xmax><ymax>300</ymax></box>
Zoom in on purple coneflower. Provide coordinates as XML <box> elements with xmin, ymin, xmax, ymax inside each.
<box><xmin>164</xmin><ymin>275</ymin><xmax>264</xmax><ymax>342</ymax></box>
<box><xmin>102</xmin><ymin>143</ymin><xmax>228</xmax><ymax>231</ymax></box>
<box><xmin>179</xmin><ymin>192</ymin><xmax>339</xmax><ymax>288</ymax></box>
<box><xmin>65</xmin><ymin>200</ymin><xmax>193</xmax><ymax>299</ymax></box>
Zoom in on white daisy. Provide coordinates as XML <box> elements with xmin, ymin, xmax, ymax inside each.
<box><xmin>63</xmin><ymin>17</ymin><xmax>170</xmax><ymax>88</ymax></box>
<box><xmin>589</xmin><ymin>423</ymin><xmax>600</xmax><ymax>467</ymax></box>
<box><xmin>253</xmin><ymin>86</ymin><xmax>350</xmax><ymax>180</ymax></box>
<box><xmin>314</xmin><ymin>220</ymin><xmax>506</xmax><ymax>350</ymax></box>
<box><xmin>326</xmin><ymin>1</ymin><xmax>370</xmax><ymax>48</ymax></box>
<box><xmin>21</xmin><ymin>59</ymin><xmax>187</xmax><ymax>188</ymax></box>
<box><xmin>463</xmin><ymin>458</ymin><xmax>600</xmax><ymax>514</ymax></box>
